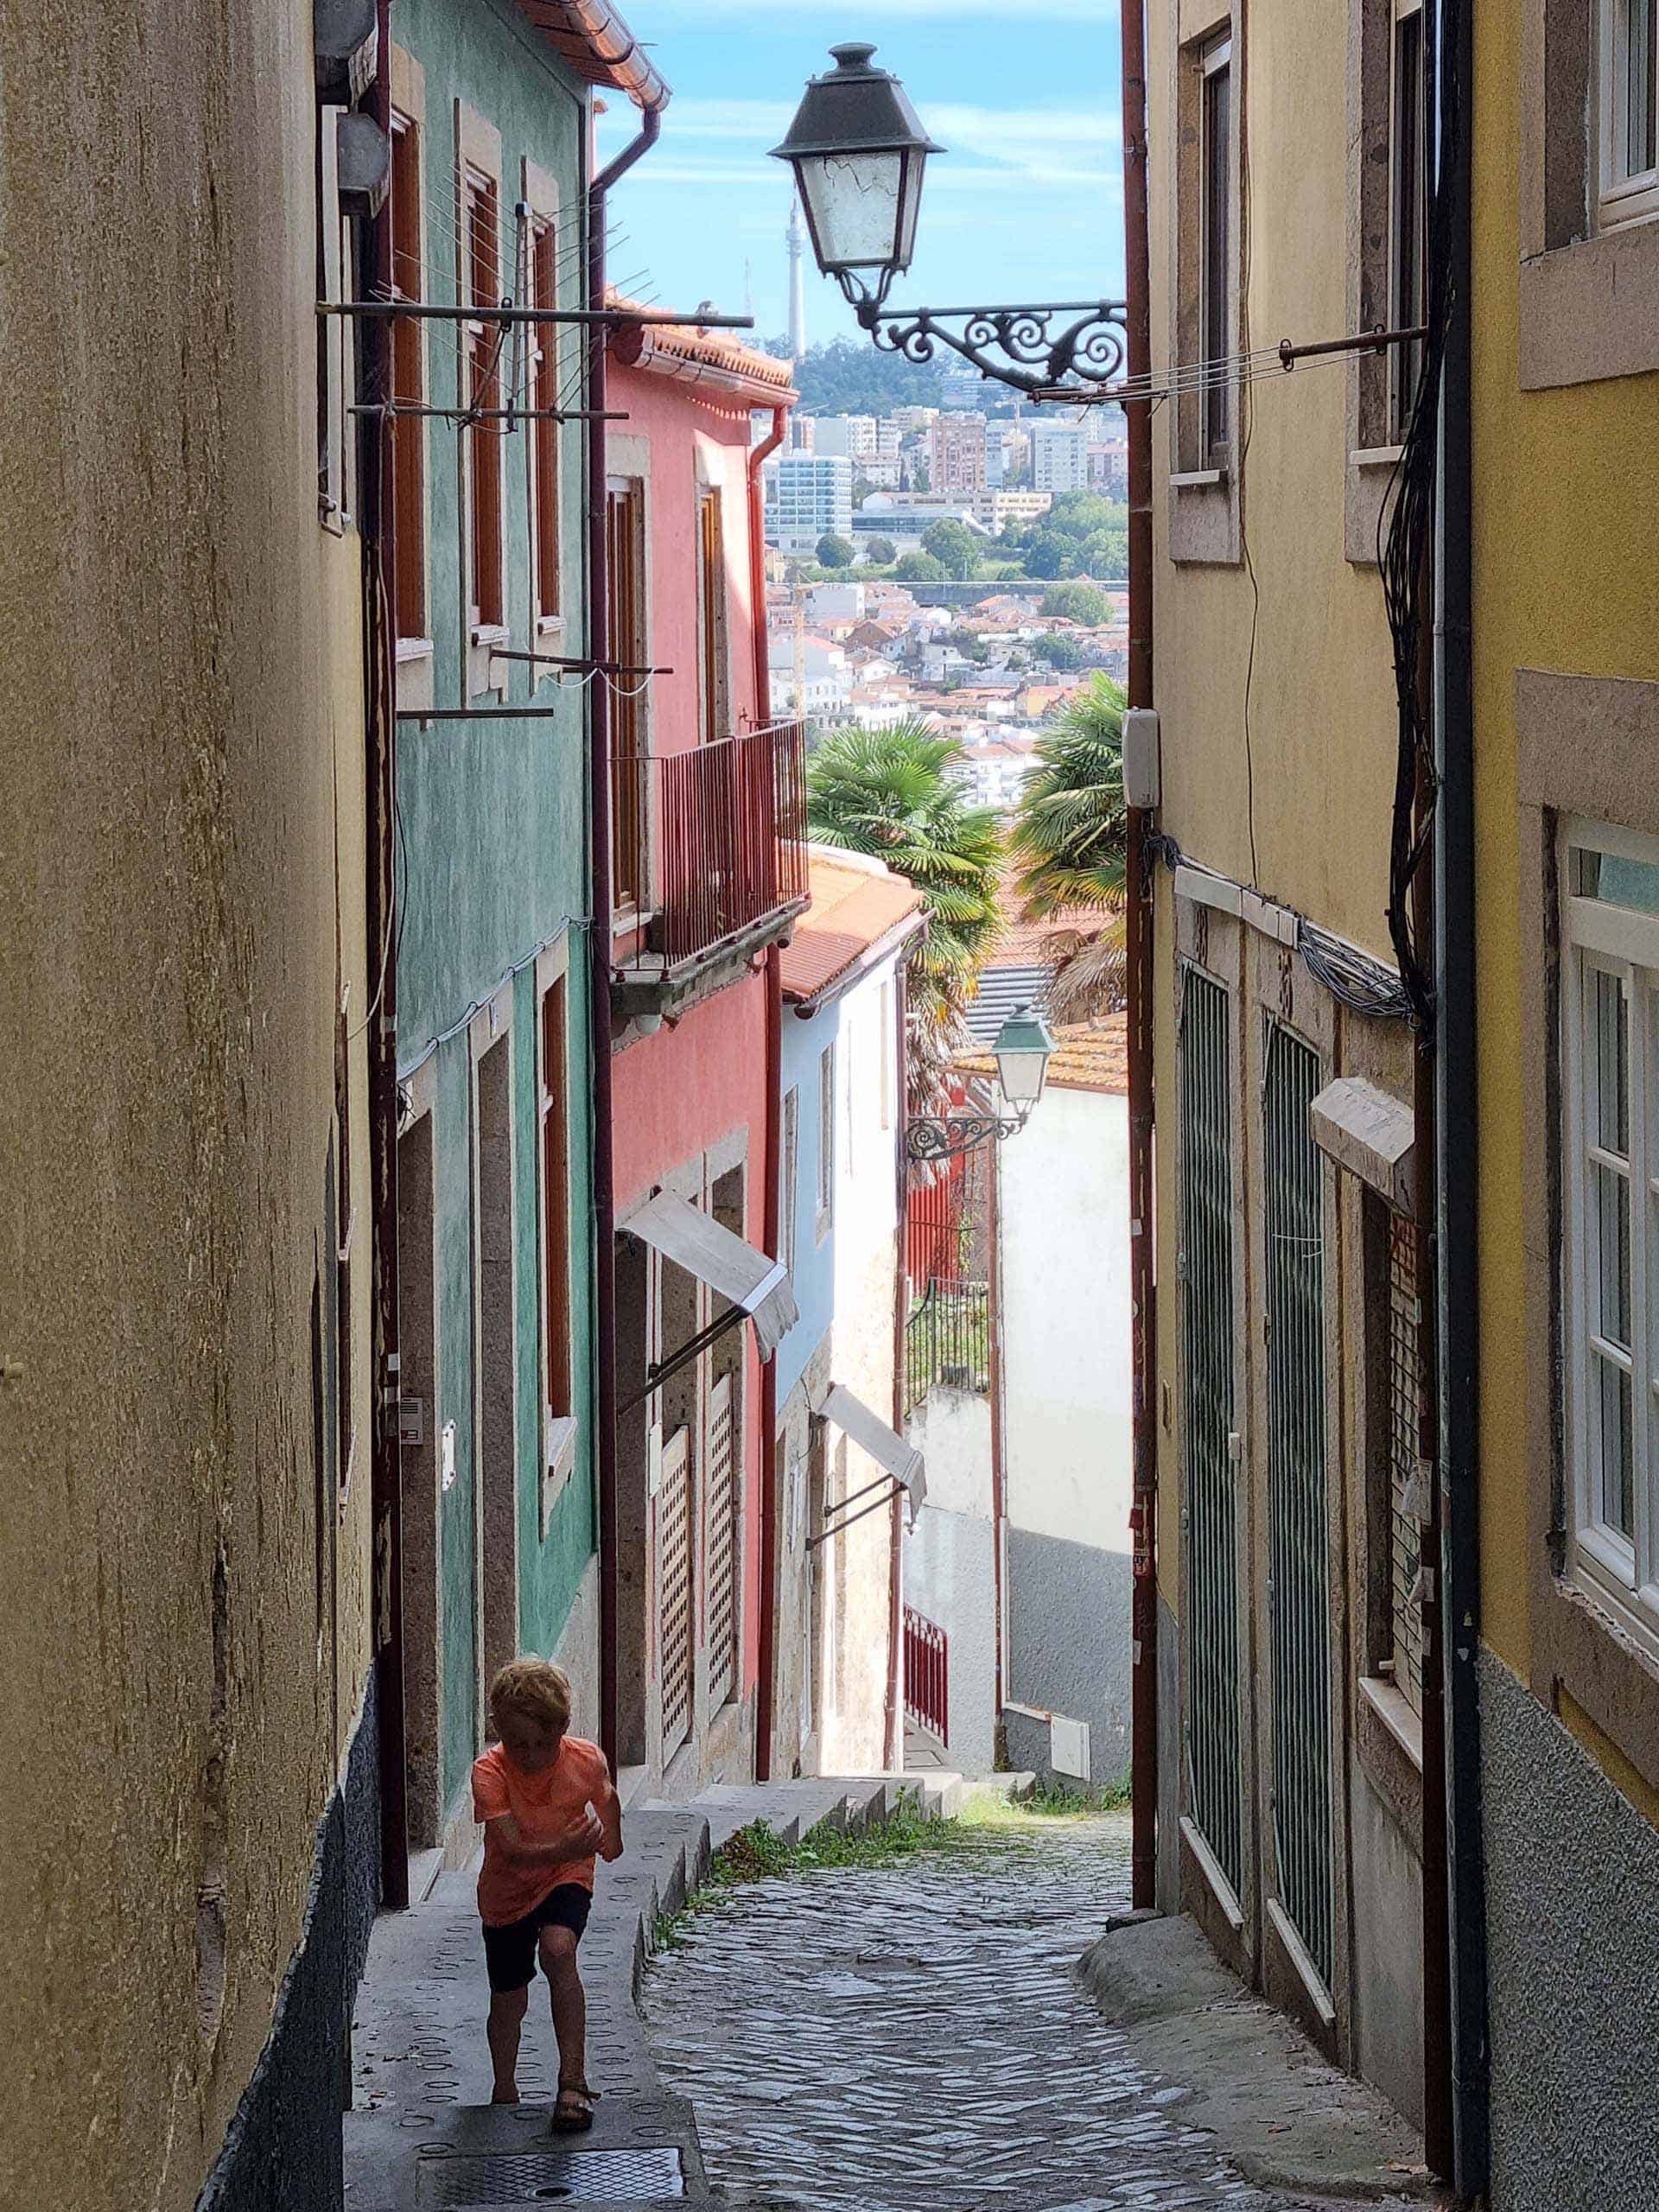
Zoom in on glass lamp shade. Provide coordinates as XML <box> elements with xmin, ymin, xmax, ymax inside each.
<box><xmin>993</xmin><ymin>1006</ymin><xmax>1057</xmax><ymax>1112</ymax></box>
<box><xmin>771</xmin><ymin>45</ymin><xmax>941</xmax><ymax>284</ymax></box>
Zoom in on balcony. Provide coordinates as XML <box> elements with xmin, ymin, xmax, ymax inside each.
<box><xmin>611</xmin><ymin>720</ymin><xmax>810</xmax><ymax>1020</ymax></box>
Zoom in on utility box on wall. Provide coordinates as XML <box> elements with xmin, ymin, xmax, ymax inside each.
<box><xmin>1123</xmin><ymin>708</ymin><xmax>1160</xmax><ymax>810</ymax></box>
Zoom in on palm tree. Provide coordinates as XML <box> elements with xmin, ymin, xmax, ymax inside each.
<box><xmin>806</xmin><ymin>719</ymin><xmax>1003</xmax><ymax>1108</ymax></box>
<box><xmin>1007</xmin><ymin>675</ymin><xmax>1129</xmax><ymax>1023</ymax></box>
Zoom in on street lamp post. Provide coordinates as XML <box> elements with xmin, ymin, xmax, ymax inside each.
<box><xmin>772</xmin><ymin>44</ymin><xmax>1128</xmax><ymax>400</ymax></box>
<box><xmin>906</xmin><ymin>1007</ymin><xmax>1058</xmax><ymax>1166</ymax></box>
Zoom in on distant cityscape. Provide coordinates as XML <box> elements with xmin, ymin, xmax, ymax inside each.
<box><xmin>756</xmin><ymin>385</ymin><xmax>1128</xmax><ymax>813</ymax></box>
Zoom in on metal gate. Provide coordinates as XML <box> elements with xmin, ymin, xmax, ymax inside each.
<box><xmin>705</xmin><ymin>1374</ymin><xmax>738</xmax><ymax>1711</ymax></box>
<box><xmin>659</xmin><ymin>1426</ymin><xmax>694</xmax><ymax>1760</ymax></box>
<box><xmin>1179</xmin><ymin>968</ymin><xmax>1243</xmax><ymax>1897</ymax></box>
<box><xmin>1262</xmin><ymin>1021</ymin><xmax>1334</xmax><ymax>1989</ymax></box>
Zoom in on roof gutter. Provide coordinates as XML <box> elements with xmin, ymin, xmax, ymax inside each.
<box><xmin>588</xmin><ymin>92</ymin><xmax>664</xmax><ymax>1777</ymax></box>
<box><xmin>515</xmin><ymin>0</ymin><xmax>671</xmax><ymax>111</ymax></box>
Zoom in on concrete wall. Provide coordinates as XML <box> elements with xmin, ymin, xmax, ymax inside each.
<box><xmin>1480</xmin><ymin>1651</ymin><xmax>1659</xmax><ymax>2211</ymax></box>
<box><xmin>904</xmin><ymin>1387</ymin><xmax>997</xmax><ymax>1774</ymax></box>
<box><xmin>1000</xmin><ymin>1082</ymin><xmax>1134</xmax><ymax>1777</ymax></box>
<box><xmin>0</xmin><ymin>6</ymin><xmax>377</xmax><ymax>2206</ymax></box>
<box><xmin>390</xmin><ymin>0</ymin><xmax>596</xmax><ymax>1833</ymax></box>
<box><xmin>1005</xmin><ymin>1527</ymin><xmax>1135</xmax><ymax>1787</ymax></box>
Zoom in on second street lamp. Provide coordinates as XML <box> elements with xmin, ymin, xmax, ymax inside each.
<box><xmin>772</xmin><ymin>44</ymin><xmax>1128</xmax><ymax>400</ymax></box>
<box><xmin>906</xmin><ymin>1007</ymin><xmax>1058</xmax><ymax>1167</ymax></box>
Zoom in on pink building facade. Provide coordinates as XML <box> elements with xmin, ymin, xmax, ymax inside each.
<box><xmin>602</xmin><ymin>317</ymin><xmax>804</xmax><ymax>1793</ymax></box>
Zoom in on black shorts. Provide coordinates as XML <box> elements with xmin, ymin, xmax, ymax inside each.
<box><xmin>482</xmin><ymin>1883</ymin><xmax>593</xmax><ymax>1993</ymax></box>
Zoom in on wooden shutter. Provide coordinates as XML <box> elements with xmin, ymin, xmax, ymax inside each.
<box><xmin>390</xmin><ymin>115</ymin><xmax>426</xmax><ymax>642</ymax></box>
<box><xmin>467</xmin><ymin>169</ymin><xmax>503</xmax><ymax>627</ymax></box>
<box><xmin>541</xmin><ymin>976</ymin><xmax>571</xmax><ymax>1433</ymax></box>
<box><xmin>659</xmin><ymin>1426</ymin><xmax>695</xmax><ymax>1759</ymax></box>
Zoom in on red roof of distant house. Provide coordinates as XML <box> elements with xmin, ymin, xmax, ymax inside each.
<box><xmin>511</xmin><ymin>0</ymin><xmax>669</xmax><ymax>107</ymax></box>
<box><xmin>607</xmin><ymin>292</ymin><xmax>796</xmax><ymax>402</ymax></box>
<box><xmin>781</xmin><ymin>855</ymin><xmax>926</xmax><ymax>1010</ymax></box>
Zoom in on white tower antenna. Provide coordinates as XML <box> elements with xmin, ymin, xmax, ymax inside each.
<box><xmin>787</xmin><ymin>194</ymin><xmax>807</xmax><ymax>365</ymax></box>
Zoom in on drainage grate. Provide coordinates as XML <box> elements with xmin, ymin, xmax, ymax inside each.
<box><xmin>418</xmin><ymin>2145</ymin><xmax>683</xmax><ymax>2206</ymax></box>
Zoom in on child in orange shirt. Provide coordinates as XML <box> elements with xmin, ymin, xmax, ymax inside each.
<box><xmin>473</xmin><ymin>1657</ymin><xmax>623</xmax><ymax>2128</ymax></box>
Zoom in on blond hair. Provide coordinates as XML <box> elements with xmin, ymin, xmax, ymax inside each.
<box><xmin>489</xmin><ymin>1656</ymin><xmax>573</xmax><ymax>1732</ymax></box>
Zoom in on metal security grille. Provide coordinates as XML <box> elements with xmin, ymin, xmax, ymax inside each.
<box><xmin>419</xmin><ymin>2145</ymin><xmax>684</xmax><ymax>2204</ymax></box>
<box><xmin>706</xmin><ymin>1374</ymin><xmax>739</xmax><ymax>1711</ymax></box>
<box><xmin>1262</xmin><ymin>1021</ymin><xmax>1334</xmax><ymax>1990</ymax></box>
<box><xmin>1388</xmin><ymin>1214</ymin><xmax>1425</xmax><ymax>1714</ymax></box>
<box><xmin>1179</xmin><ymin>969</ymin><xmax>1243</xmax><ymax>1897</ymax></box>
<box><xmin>660</xmin><ymin>1426</ymin><xmax>694</xmax><ymax>1760</ymax></box>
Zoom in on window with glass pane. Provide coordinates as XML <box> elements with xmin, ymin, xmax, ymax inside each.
<box><xmin>1564</xmin><ymin>821</ymin><xmax>1659</xmax><ymax>1645</ymax></box>
<box><xmin>1201</xmin><ymin>38</ymin><xmax>1232</xmax><ymax>464</ymax></box>
<box><xmin>1603</xmin><ymin>0</ymin><xmax>1659</xmax><ymax>222</ymax></box>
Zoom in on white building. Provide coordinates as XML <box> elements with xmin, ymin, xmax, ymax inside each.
<box><xmin>1031</xmin><ymin>418</ymin><xmax>1091</xmax><ymax>495</ymax></box>
<box><xmin>766</xmin><ymin>453</ymin><xmax>855</xmax><ymax>555</ymax></box>
<box><xmin>768</xmin><ymin>631</ymin><xmax>854</xmax><ymax>722</ymax></box>
<box><xmin>854</xmin><ymin>493</ymin><xmax>995</xmax><ymax>544</ymax></box>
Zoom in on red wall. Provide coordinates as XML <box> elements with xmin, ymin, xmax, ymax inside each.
<box><xmin>607</xmin><ymin>351</ymin><xmax>781</xmax><ymax>1720</ymax></box>
<box><xmin>607</xmin><ymin>358</ymin><xmax>766</xmax><ymax>761</ymax></box>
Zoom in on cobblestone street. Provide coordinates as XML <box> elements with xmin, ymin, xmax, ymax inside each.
<box><xmin>643</xmin><ymin>1813</ymin><xmax>1427</xmax><ymax>2212</ymax></box>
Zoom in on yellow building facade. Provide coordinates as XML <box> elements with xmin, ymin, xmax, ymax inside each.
<box><xmin>0</xmin><ymin>7</ymin><xmax>383</xmax><ymax>2208</ymax></box>
<box><xmin>1469</xmin><ymin>0</ymin><xmax>1659</xmax><ymax>2201</ymax></box>
<box><xmin>1145</xmin><ymin>0</ymin><xmax>1438</xmax><ymax>2129</ymax></box>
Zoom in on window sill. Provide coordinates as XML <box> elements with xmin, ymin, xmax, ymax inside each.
<box><xmin>1519</xmin><ymin>215</ymin><xmax>1659</xmax><ymax>388</ymax></box>
<box><xmin>1170</xmin><ymin>467</ymin><xmax>1228</xmax><ymax>491</ymax></box>
<box><xmin>1351</xmin><ymin>444</ymin><xmax>1404</xmax><ymax>472</ymax></box>
<box><xmin>397</xmin><ymin>636</ymin><xmax>435</xmax><ymax>663</ymax></box>
<box><xmin>1358</xmin><ymin>1673</ymin><xmax>1423</xmax><ymax>1770</ymax></box>
<box><xmin>536</xmin><ymin>613</ymin><xmax>564</xmax><ymax>638</ymax></box>
<box><xmin>540</xmin><ymin>1415</ymin><xmax>579</xmax><ymax>1540</ymax></box>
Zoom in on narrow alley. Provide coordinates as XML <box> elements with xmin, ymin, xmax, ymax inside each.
<box><xmin>645</xmin><ymin>1811</ymin><xmax>1429</xmax><ymax>2212</ymax></box>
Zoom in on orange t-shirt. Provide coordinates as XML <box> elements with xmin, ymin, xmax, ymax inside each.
<box><xmin>471</xmin><ymin>1734</ymin><xmax>611</xmax><ymax>1926</ymax></box>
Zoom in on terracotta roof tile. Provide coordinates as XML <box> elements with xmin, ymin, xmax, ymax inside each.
<box><xmin>608</xmin><ymin>290</ymin><xmax>795</xmax><ymax>397</ymax></box>
<box><xmin>958</xmin><ymin>1010</ymin><xmax>1128</xmax><ymax>1097</ymax></box>
<box><xmin>780</xmin><ymin>856</ymin><xmax>925</xmax><ymax>1007</ymax></box>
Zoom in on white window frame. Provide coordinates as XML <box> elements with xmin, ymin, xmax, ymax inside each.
<box><xmin>781</xmin><ymin>1085</ymin><xmax>799</xmax><ymax>1281</ymax></box>
<box><xmin>1198</xmin><ymin>33</ymin><xmax>1234</xmax><ymax>472</ymax></box>
<box><xmin>1561</xmin><ymin>816</ymin><xmax>1659</xmax><ymax>1658</ymax></box>
<box><xmin>1600</xmin><ymin>0</ymin><xmax>1659</xmax><ymax>228</ymax></box>
<box><xmin>1387</xmin><ymin>0</ymin><xmax>1427</xmax><ymax>442</ymax></box>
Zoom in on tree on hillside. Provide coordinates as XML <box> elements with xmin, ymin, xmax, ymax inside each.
<box><xmin>806</xmin><ymin>719</ymin><xmax>1004</xmax><ymax>1111</ymax></box>
<box><xmin>863</xmin><ymin>535</ymin><xmax>897</xmax><ymax>567</ymax></box>
<box><xmin>1007</xmin><ymin>674</ymin><xmax>1128</xmax><ymax>1021</ymax></box>
<box><xmin>817</xmin><ymin>533</ymin><xmax>855</xmax><ymax>569</ymax></box>
<box><xmin>1022</xmin><ymin>529</ymin><xmax>1088</xmax><ymax>581</ymax></box>
<box><xmin>1032</xmin><ymin>633</ymin><xmax>1086</xmax><ymax>670</ymax></box>
<box><xmin>766</xmin><ymin>335</ymin><xmax>948</xmax><ymax>416</ymax></box>
<box><xmin>893</xmin><ymin>550</ymin><xmax>947</xmax><ymax>582</ymax></box>
<box><xmin>1040</xmin><ymin>581</ymin><xmax>1110</xmax><ymax>625</ymax></box>
<box><xmin>921</xmin><ymin>518</ymin><xmax>982</xmax><ymax>581</ymax></box>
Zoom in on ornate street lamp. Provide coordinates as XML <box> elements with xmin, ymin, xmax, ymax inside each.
<box><xmin>906</xmin><ymin>1006</ymin><xmax>1058</xmax><ymax>1166</ymax></box>
<box><xmin>772</xmin><ymin>44</ymin><xmax>1128</xmax><ymax>399</ymax></box>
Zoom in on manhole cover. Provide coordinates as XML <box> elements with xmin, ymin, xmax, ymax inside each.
<box><xmin>418</xmin><ymin>2145</ymin><xmax>684</xmax><ymax>2205</ymax></box>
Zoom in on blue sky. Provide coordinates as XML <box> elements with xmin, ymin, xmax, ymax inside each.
<box><xmin>595</xmin><ymin>0</ymin><xmax>1124</xmax><ymax>350</ymax></box>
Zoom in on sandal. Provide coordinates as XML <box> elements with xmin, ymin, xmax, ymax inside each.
<box><xmin>551</xmin><ymin>2082</ymin><xmax>597</xmax><ymax>2133</ymax></box>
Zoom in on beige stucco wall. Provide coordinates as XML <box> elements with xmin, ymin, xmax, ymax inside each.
<box><xmin>1147</xmin><ymin>0</ymin><xmax>1400</xmax><ymax>958</ymax></box>
<box><xmin>0</xmin><ymin>5</ymin><xmax>375</xmax><ymax>2207</ymax></box>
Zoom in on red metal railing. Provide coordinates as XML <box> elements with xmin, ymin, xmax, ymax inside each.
<box><xmin>612</xmin><ymin>720</ymin><xmax>809</xmax><ymax>969</ymax></box>
<box><xmin>903</xmin><ymin>1605</ymin><xmax>950</xmax><ymax>1745</ymax></box>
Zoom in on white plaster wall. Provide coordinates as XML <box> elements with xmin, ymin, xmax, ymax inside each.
<box><xmin>906</xmin><ymin>1386</ymin><xmax>995</xmax><ymax>1522</ymax></box>
<box><xmin>1001</xmin><ymin>1085</ymin><xmax>1133</xmax><ymax>1554</ymax></box>
<box><xmin>903</xmin><ymin>1503</ymin><xmax>999</xmax><ymax>1777</ymax></box>
<box><xmin>820</xmin><ymin>948</ymin><xmax>906</xmax><ymax>1773</ymax></box>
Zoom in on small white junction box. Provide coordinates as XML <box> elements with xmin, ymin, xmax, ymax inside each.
<box><xmin>1123</xmin><ymin>708</ymin><xmax>1161</xmax><ymax>810</ymax></box>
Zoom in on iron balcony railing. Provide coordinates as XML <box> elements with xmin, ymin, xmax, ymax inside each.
<box><xmin>612</xmin><ymin>719</ymin><xmax>809</xmax><ymax>971</ymax></box>
<box><xmin>903</xmin><ymin>1605</ymin><xmax>950</xmax><ymax>1745</ymax></box>
<box><xmin>904</xmin><ymin>1276</ymin><xmax>991</xmax><ymax>1417</ymax></box>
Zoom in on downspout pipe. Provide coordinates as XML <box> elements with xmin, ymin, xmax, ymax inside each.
<box><xmin>588</xmin><ymin>97</ymin><xmax>663</xmax><ymax>1775</ymax></box>
<box><xmin>1121</xmin><ymin>0</ymin><xmax>1160</xmax><ymax>1913</ymax></box>
<box><xmin>365</xmin><ymin>0</ymin><xmax>408</xmax><ymax>1908</ymax></box>
<box><xmin>750</xmin><ymin>404</ymin><xmax>787</xmax><ymax>1783</ymax></box>
<box><xmin>884</xmin><ymin>963</ymin><xmax>909</xmax><ymax>1775</ymax></box>
<box><xmin>1433</xmin><ymin>0</ymin><xmax>1489</xmax><ymax>2188</ymax></box>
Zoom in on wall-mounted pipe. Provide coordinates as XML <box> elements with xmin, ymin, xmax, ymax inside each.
<box><xmin>588</xmin><ymin>97</ymin><xmax>663</xmax><ymax>1774</ymax></box>
<box><xmin>749</xmin><ymin>400</ymin><xmax>789</xmax><ymax>1782</ymax></box>
<box><xmin>1121</xmin><ymin>0</ymin><xmax>1160</xmax><ymax>1915</ymax></box>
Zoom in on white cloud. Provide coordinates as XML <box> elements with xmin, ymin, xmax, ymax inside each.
<box><xmin>640</xmin><ymin>96</ymin><xmax>1120</xmax><ymax>192</ymax></box>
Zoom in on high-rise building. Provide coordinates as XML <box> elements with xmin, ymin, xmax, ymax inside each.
<box><xmin>1031</xmin><ymin>418</ymin><xmax>1091</xmax><ymax>494</ymax></box>
<box><xmin>930</xmin><ymin>412</ymin><xmax>988</xmax><ymax>493</ymax></box>
<box><xmin>765</xmin><ymin>453</ymin><xmax>855</xmax><ymax>553</ymax></box>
